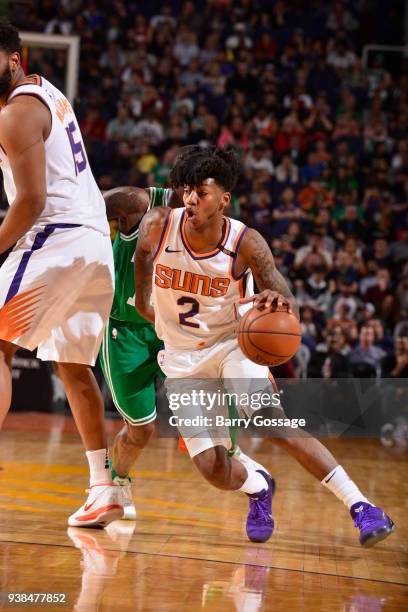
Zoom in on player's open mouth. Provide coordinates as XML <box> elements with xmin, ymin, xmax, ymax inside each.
<box><xmin>186</xmin><ymin>208</ymin><xmax>195</xmax><ymax>219</ymax></box>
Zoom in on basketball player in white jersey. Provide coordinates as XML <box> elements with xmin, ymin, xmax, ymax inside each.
<box><xmin>135</xmin><ymin>145</ymin><xmax>395</xmax><ymax>546</ymax></box>
<box><xmin>0</xmin><ymin>23</ymin><xmax>124</xmax><ymax>527</ymax></box>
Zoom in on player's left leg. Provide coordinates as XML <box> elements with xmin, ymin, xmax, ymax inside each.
<box><xmin>109</xmin><ymin>421</ymin><xmax>155</xmax><ymax>521</ymax></box>
<box><xmin>111</xmin><ymin>422</ymin><xmax>155</xmax><ymax>481</ymax></box>
<box><xmin>100</xmin><ymin>319</ymin><xmax>162</xmax><ymax>519</ymax></box>
<box><xmin>162</xmin><ymin>350</ymin><xmax>275</xmax><ymax>544</ymax></box>
<box><xmin>185</xmin><ymin>435</ymin><xmax>275</xmax><ymax>544</ymax></box>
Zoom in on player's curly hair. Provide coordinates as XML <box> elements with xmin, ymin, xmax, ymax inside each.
<box><xmin>170</xmin><ymin>145</ymin><xmax>242</xmax><ymax>192</ymax></box>
<box><xmin>0</xmin><ymin>22</ymin><xmax>21</xmax><ymax>55</ymax></box>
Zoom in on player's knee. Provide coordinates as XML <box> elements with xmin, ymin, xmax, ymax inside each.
<box><xmin>193</xmin><ymin>446</ymin><xmax>232</xmax><ymax>490</ymax></box>
<box><xmin>126</xmin><ymin>421</ymin><xmax>155</xmax><ymax>447</ymax></box>
<box><xmin>0</xmin><ymin>340</ymin><xmax>17</xmax><ymax>368</ymax></box>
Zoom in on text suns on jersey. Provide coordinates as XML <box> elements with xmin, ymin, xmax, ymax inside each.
<box><xmin>154</xmin><ymin>263</ymin><xmax>231</xmax><ymax>297</ymax></box>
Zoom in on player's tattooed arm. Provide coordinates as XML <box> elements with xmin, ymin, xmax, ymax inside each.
<box><xmin>134</xmin><ymin>206</ymin><xmax>169</xmax><ymax>324</ymax></box>
<box><xmin>238</xmin><ymin>228</ymin><xmax>299</xmax><ymax>318</ymax></box>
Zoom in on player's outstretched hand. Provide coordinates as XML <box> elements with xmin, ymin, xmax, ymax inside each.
<box><xmin>239</xmin><ymin>290</ymin><xmax>293</xmax><ymax>313</ymax></box>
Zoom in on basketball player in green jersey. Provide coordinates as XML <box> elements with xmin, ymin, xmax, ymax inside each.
<box><xmin>101</xmin><ymin>185</ymin><xmax>265</xmax><ymax>519</ymax></box>
<box><xmin>99</xmin><ymin>187</ymin><xmax>176</xmax><ymax>518</ymax></box>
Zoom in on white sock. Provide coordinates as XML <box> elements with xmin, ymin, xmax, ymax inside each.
<box><xmin>86</xmin><ymin>449</ymin><xmax>112</xmax><ymax>487</ymax></box>
<box><xmin>239</xmin><ymin>468</ymin><xmax>268</xmax><ymax>495</ymax></box>
<box><xmin>321</xmin><ymin>465</ymin><xmax>372</xmax><ymax>509</ymax></box>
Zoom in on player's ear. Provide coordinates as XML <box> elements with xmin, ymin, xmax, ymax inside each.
<box><xmin>9</xmin><ymin>52</ymin><xmax>20</xmax><ymax>73</ymax></box>
<box><xmin>221</xmin><ymin>192</ymin><xmax>231</xmax><ymax>210</ymax></box>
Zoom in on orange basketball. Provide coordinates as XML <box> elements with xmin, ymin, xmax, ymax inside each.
<box><xmin>237</xmin><ymin>305</ymin><xmax>301</xmax><ymax>366</ymax></box>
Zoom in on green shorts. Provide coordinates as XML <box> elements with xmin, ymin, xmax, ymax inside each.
<box><xmin>100</xmin><ymin>318</ymin><xmax>164</xmax><ymax>426</ymax></box>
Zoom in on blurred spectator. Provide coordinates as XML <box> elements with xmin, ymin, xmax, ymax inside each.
<box><xmin>349</xmin><ymin>325</ymin><xmax>387</xmax><ymax>374</ymax></box>
<box><xmin>363</xmin><ymin>268</ymin><xmax>394</xmax><ymax>319</ymax></box>
<box><xmin>326</xmin><ymin>2</ymin><xmax>358</xmax><ymax>33</ymax></box>
<box><xmin>321</xmin><ymin>327</ymin><xmax>351</xmax><ymax>378</ymax></box>
<box><xmin>294</xmin><ymin>232</ymin><xmax>333</xmax><ymax>271</ymax></box>
<box><xmin>308</xmin><ymin>326</ymin><xmax>350</xmax><ymax>378</ymax></box>
<box><xmin>296</xmin><ymin>264</ymin><xmax>331</xmax><ymax>309</ymax></box>
<box><xmin>105</xmin><ymin>106</ymin><xmax>136</xmax><ymax>142</ymax></box>
<box><xmin>327</xmin><ymin>299</ymin><xmax>358</xmax><ymax>340</ymax></box>
<box><xmin>367</xmin><ymin>318</ymin><xmax>394</xmax><ymax>355</ymax></box>
<box><xmin>301</xmin><ymin>153</ymin><xmax>326</xmax><ymax>183</ymax></box>
<box><xmin>273</xmin><ymin>188</ymin><xmax>307</xmax><ymax>235</ymax></box>
<box><xmin>150</xmin><ymin>4</ymin><xmax>176</xmax><ymax>30</ymax></box>
<box><xmin>244</xmin><ymin>141</ymin><xmax>274</xmax><ymax>176</ymax></box>
<box><xmin>132</xmin><ymin>111</ymin><xmax>164</xmax><ymax>146</ymax></box>
<box><xmin>79</xmin><ymin>108</ymin><xmax>106</xmax><ymax>142</ymax></box>
<box><xmin>382</xmin><ymin>336</ymin><xmax>408</xmax><ymax>378</ymax></box>
<box><xmin>275</xmin><ymin>155</ymin><xmax>299</xmax><ymax>186</ymax></box>
<box><xmin>173</xmin><ymin>28</ymin><xmax>199</xmax><ymax>67</ymax></box>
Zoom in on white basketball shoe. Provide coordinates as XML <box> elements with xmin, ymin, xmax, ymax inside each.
<box><xmin>68</xmin><ymin>484</ymin><xmax>124</xmax><ymax>528</ymax></box>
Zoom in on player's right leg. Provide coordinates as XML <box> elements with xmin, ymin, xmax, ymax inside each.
<box><xmin>0</xmin><ymin>340</ymin><xmax>17</xmax><ymax>428</ymax></box>
<box><xmin>100</xmin><ymin>319</ymin><xmax>161</xmax><ymax>519</ymax></box>
<box><xmin>225</xmin><ymin>343</ymin><xmax>395</xmax><ymax>547</ymax></box>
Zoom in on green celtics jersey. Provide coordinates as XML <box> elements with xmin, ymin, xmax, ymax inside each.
<box><xmin>110</xmin><ymin>187</ymin><xmax>173</xmax><ymax>324</ymax></box>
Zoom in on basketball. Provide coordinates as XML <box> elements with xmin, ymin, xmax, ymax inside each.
<box><xmin>237</xmin><ymin>305</ymin><xmax>302</xmax><ymax>366</ymax></box>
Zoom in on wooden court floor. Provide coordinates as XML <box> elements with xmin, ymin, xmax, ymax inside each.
<box><xmin>0</xmin><ymin>412</ymin><xmax>407</xmax><ymax>611</ymax></box>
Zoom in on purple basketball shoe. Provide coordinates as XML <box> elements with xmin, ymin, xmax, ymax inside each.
<box><xmin>351</xmin><ymin>502</ymin><xmax>395</xmax><ymax>547</ymax></box>
<box><xmin>246</xmin><ymin>470</ymin><xmax>275</xmax><ymax>543</ymax></box>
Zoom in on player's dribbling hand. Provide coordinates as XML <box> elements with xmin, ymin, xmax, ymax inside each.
<box><xmin>239</xmin><ymin>290</ymin><xmax>293</xmax><ymax>313</ymax></box>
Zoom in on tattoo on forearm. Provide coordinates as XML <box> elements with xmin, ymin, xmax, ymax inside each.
<box><xmin>245</xmin><ymin>231</ymin><xmax>299</xmax><ymax>316</ymax></box>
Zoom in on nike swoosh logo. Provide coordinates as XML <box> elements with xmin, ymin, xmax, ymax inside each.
<box><xmin>165</xmin><ymin>246</ymin><xmax>182</xmax><ymax>253</ymax></box>
<box><xmin>84</xmin><ymin>500</ymin><xmax>96</xmax><ymax>512</ymax></box>
<box><xmin>324</xmin><ymin>470</ymin><xmax>337</xmax><ymax>483</ymax></box>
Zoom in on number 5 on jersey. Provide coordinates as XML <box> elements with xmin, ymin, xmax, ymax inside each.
<box><xmin>65</xmin><ymin>121</ymin><xmax>87</xmax><ymax>175</ymax></box>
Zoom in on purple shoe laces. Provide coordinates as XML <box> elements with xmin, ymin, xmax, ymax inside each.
<box><xmin>353</xmin><ymin>505</ymin><xmax>382</xmax><ymax>529</ymax></box>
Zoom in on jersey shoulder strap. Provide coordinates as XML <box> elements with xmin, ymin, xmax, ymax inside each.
<box><xmin>7</xmin><ymin>75</ymin><xmax>52</xmax><ymax>110</ymax></box>
<box><xmin>225</xmin><ymin>216</ymin><xmax>248</xmax><ymax>254</ymax></box>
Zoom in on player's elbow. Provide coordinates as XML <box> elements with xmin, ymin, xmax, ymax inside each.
<box><xmin>13</xmin><ymin>193</ymin><xmax>45</xmax><ymax>223</ymax></box>
<box><xmin>31</xmin><ymin>195</ymin><xmax>46</xmax><ymax>216</ymax></box>
<box><xmin>20</xmin><ymin>191</ymin><xmax>46</xmax><ymax>217</ymax></box>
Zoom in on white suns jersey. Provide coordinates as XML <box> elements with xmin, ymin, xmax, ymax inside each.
<box><xmin>0</xmin><ymin>75</ymin><xmax>109</xmax><ymax>235</ymax></box>
<box><xmin>152</xmin><ymin>207</ymin><xmax>254</xmax><ymax>350</ymax></box>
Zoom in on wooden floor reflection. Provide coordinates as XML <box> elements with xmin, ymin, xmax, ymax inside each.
<box><xmin>1</xmin><ymin>412</ymin><xmax>407</xmax><ymax>611</ymax></box>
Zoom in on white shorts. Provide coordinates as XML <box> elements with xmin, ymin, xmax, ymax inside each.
<box><xmin>159</xmin><ymin>337</ymin><xmax>279</xmax><ymax>457</ymax></box>
<box><xmin>0</xmin><ymin>224</ymin><xmax>114</xmax><ymax>365</ymax></box>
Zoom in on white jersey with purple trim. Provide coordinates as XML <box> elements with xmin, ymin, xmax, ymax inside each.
<box><xmin>0</xmin><ymin>75</ymin><xmax>109</xmax><ymax>235</ymax></box>
<box><xmin>152</xmin><ymin>207</ymin><xmax>253</xmax><ymax>351</ymax></box>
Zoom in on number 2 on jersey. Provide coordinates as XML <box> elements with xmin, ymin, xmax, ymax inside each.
<box><xmin>178</xmin><ymin>297</ymin><xmax>199</xmax><ymax>328</ymax></box>
<box><xmin>65</xmin><ymin>121</ymin><xmax>87</xmax><ymax>174</ymax></box>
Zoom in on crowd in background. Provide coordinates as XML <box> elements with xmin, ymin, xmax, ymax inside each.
<box><xmin>7</xmin><ymin>0</ymin><xmax>408</xmax><ymax>379</ymax></box>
